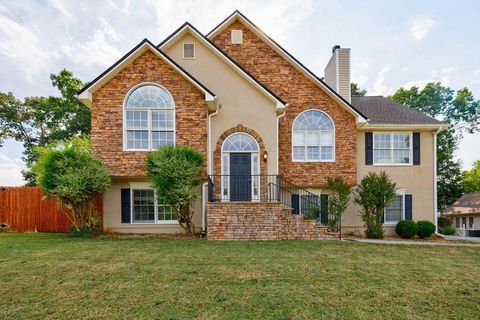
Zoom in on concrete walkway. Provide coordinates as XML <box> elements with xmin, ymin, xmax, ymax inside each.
<box><xmin>343</xmin><ymin>238</ymin><xmax>480</xmax><ymax>247</ymax></box>
<box><xmin>444</xmin><ymin>235</ymin><xmax>480</xmax><ymax>243</ymax></box>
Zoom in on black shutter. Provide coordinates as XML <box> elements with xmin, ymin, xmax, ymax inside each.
<box><xmin>413</xmin><ymin>132</ymin><xmax>420</xmax><ymax>165</ymax></box>
<box><xmin>365</xmin><ymin>132</ymin><xmax>373</xmax><ymax>165</ymax></box>
<box><xmin>320</xmin><ymin>194</ymin><xmax>329</xmax><ymax>224</ymax></box>
<box><xmin>405</xmin><ymin>194</ymin><xmax>413</xmax><ymax>220</ymax></box>
<box><xmin>380</xmin><ymin>212</ymin><xmax>385</xmax><ymax>224</ymax></box>
<box><xmin>291</xmin><ymin>194</ymin><xmax>299</xmax><ymax>214</ymax></box>
<box><xmin>121</xmin><ymin>188</ymin><xmax>131</xmax><ymax>223</ymax></box>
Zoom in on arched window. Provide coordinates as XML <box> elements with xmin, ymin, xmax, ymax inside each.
<box><xmin>292</xmin><ymin>110</ymin><xmax>335</xmax><ymax>161</ymax></box>
<box><xmin>222</xmin><ymin>133</ymin><xmax>259</xmax><ymax>152</ymax></box>
<box><xmin>124</xmin><ymin>84</ymin><xmax>175</xmax><ymax>150</ymax></box>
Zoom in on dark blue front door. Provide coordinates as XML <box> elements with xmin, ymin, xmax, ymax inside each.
<box><xmin>230</xmin><ymin>153</ymin><xmax>251</xmax><ymax>201</ymax></box>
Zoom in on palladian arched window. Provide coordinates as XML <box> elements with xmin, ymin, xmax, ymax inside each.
<box><xmin>292</xmin><ymin>110</ymin><xmax>335</xmax><ymax>161</ymax></box>
<box><xmin>124</xmin><ymin>84</ymin><xmax>175</xmax><ymax>150</ymax></box>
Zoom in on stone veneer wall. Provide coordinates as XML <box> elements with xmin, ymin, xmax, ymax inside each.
<box><xmin>212</xmin><ymin>21</ymin><xmax>357</xmax><ymax>187</ymax></box>
<box><xmin>206</xmin><ymin>202</ymin><xmax>338</xmax><ymax>240</ymax></box>
<box><xmin>91</xmin><ymin>50</ymin><xmax>208</xmax><ymax>177</ymax></box>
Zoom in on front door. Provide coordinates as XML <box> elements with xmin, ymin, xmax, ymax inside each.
<box><xmin>230</xmin><ymin>153</ymin><xmax>251</xmax><ymax>201</ymax></box>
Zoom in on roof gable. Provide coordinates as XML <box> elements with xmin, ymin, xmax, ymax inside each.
<box><xmin>207</xmin><ymin>10</ymin><xmax>368</xmax><ymax>124</ymax></box>
<box><xmin>77</xmin><ymin>39</ymin><xmax>216</xmax><ymax>109</ymax></box>
<box><xmin>158</xmin><ymin>22</ymin><xmax>286</xmax><ymax>110</ymax></box>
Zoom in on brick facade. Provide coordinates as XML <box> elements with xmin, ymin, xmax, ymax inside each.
<box><xmin>207</xmin><ymin>202</ymin><xmax>338</xmax><ymax>240</ymax></box>
<box><xmin>212</xmin><ymin>21</ymin><xmax>357</xmax><ymax>187</ymax></box>
<box><xmin>91</xmin><ymin>50</ymin><xmax>208</xmax><ymax>177</ymax></box>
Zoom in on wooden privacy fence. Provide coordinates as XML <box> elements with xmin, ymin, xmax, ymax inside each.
<box><xmin>0</xmin><ymin>187</ymin><xmax>102</xmax><ymax>233</ymax></box>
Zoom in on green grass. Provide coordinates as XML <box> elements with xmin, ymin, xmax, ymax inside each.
<box><xmin>0</xmin><ymin>233</ymin><xmax>479</xmax><ymax>320</ymax></box>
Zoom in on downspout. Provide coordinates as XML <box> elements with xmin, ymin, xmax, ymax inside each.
<box><xmin>276</xmin><ymin>105</ymin><xmax>287</xmax><ymax>175</ymax></box>
<box><xmin>203</xmin><ymin>103</ymin><xmax>220</xmax><ymax>236</ymax></box>
<box><xmin>201</xmin><ymin>182</ymin><xmax>207</xmax><ymax>235</ymax></box>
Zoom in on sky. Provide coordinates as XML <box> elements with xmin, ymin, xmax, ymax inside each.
<box><xmin>1</xmin><ymin>0</ymin><xmax>479</xmax><ymax>185</ymax></box>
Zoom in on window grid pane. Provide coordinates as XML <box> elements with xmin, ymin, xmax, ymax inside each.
<box><xmin>127</xmin><ymin>130</ymin><xmax>149</xmax><ymax>149</ymax></box>
<box><xmin>152</xmin><ymin>131</ymin><xmax>174</xmax><ymax>149</ymax></box>
<box><xmin>374</xmin><ymin>133</ymin><xmax>411</xmax><ymax>164</ymax></box>
<box><xmin>292</xmin><ymin>110</ymin><xmax>334</xmax><ymax>161</ymax></box>
<box><xmin>126</xmin><ymin>111</ymin><xmax>148</xmax><ymax>129</ymax></box>
<box><xmin>384</xmin><ymin>195</ymin><xmax>403</xmax><ymax>223</ymax></box>
<box><xmin>133</xmin><ymin>189</ymin><xmax>155</xmax><ymax>222</ymax></box>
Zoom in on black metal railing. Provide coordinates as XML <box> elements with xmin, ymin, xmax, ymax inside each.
<box><xmin>207</xmin><ymin>175</ymin><xmax>339</xmax><ymax>231</ymax></box>
<box><xmin>207</xmin><ymin>175</ymin><xmax>279</xmax><ymax>202</ymax></box>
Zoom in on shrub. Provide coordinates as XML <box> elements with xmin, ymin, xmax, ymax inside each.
<box><xmin>395</xmin><ymin>220</ymin><xmax>418</xmax><ymax>239</ymax></box>
<box><xmin>438</xmin><ymin>215</ymin><xmax>452</xmax><ymax>228</ymax></box>
<box><xmin>354</xmin><ymin>171</ymin><xmax>397</xmax><ymax>239</ymax></box>
<box><xmin>417</xmin><ymin>220</ymin><xmax>436</xmax><ymax>238</ymax></box>
<box><xmin>32</xmin><ymin>137</ymin><xmax>110</xmax><ymax>235</ymax></box>
<box><xmin>326</xmin><ymin>177</ymin><xmax>352</xmax><ymax>232</ymax></box>
<box><xmin>147</xmin><ymin>145</ymin><xmax>204</xmax><ymax>235</ymax></box>
<box><xmin>442</xmin><ymin>225</ymin><xmax>456</xmax><ymax>235</ymax></box>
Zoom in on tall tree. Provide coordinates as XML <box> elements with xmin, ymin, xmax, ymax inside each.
<box><xmin>0</xmin><ymin>69</ymin><xmax>90</xmax><ymax>185</ymax></box>
<box><xmin>351</xmin><ymin>83</ymin><xmax>367</xmax><ymax>96</ymax></box>
<box><xmin>463</xmin><ymin>160</ymin><xmax>480</xmax><ymax>193</ymax></box>
<box><xmin>390</xmin><ymin>82</ymin><xmax>480</xmax><ymax>210</ymax></box>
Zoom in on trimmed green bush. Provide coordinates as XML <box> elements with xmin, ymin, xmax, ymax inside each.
<box><xmin>417</xmin><ymin>220</ymin><xmax>436</xmax><ymax>239</ymax></box>
<box><xmin>354</xmin><ymin>171</ymin><xmax>397</xmax><ymax>239</ymax></box>
<box><xmin>442</xmin><ymin>225</ymin><xmax>456</xmax><ymax>235</ymax></box>
<box><xmin>395</xmin><ymin>220</ymin><xmax>418</xmax><ymax>239</ymax></box>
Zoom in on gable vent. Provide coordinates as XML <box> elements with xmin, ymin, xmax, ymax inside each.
<box><xmin>183</xmin><ymin>43</ymin><xmax>195</xmax><ymax>59</ymax></box>
<box><xmin>231</xmin><ymin>30</ymin><xmax>243</xmax><ymax>44</ymax></box>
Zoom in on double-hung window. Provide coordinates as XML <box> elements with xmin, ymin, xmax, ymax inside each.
<box><xmin>292</xmin><ymin>110</ymin><xmax>335</xmax><ymax>162</ymax></box>
<box><xmin>131</xmin><ymin>188</ymin><xmax>176</xmax><ymax>224</ymax></box>
<box><xmin>384</xmin><ymin>194</ymin><xmax>405</xmax><ymax>224</ymax></box>
<box><xmin>124</xmin><ymin>84</ymin><xmax>175</xmax><ymax>150</ymax></box>
<box><xmin>373</xmin><ymin>132</ymin><xmax>412</xmax><ymax>165</ymax></box>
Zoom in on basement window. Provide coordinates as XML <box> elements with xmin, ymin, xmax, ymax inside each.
<box><xmin>183</xmin><ymin>43</ymin><xmax>195</xmax><ymax>59</ymax></box>
<box><xmin>231</xmin><ymin>30</ymin><xmax>243</xmax><ymax>44</ymax></box>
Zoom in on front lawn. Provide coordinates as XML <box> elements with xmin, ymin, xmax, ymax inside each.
<box><xmin>0</xmin><ymin>233</ymin><xmax>479</xmax><ymax>319</ymax></box>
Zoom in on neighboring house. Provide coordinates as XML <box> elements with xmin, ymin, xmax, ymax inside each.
<box><xmin>77</xmin><ymin>11</ymin><xmax>447</xmax><ymax>239</ymax></box>
<box><xmin>443</xmin><ymin>192</ymin><xmax>480</xmax><ymax>237</ymax></box>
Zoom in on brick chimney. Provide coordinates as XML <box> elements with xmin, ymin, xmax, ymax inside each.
<box><xmin>324</xmin><ymin>45</ymin><xmax>351</xmax><ymax>103</ymax></box>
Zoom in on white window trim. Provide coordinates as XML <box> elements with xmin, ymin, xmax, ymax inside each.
<box><xmin>122</xmin><ymin>82</ymin><xmax>176</xmax><ymax>151</ymax></box>
<box><xmin>220</xmin><ymin>132</ymin><xmax>261</xmax><ymax>202</ymax></box>
<box><xmin>291</xmin><ymin>109</ymin><xmax>336</xmax><ymax>163</ymax></box>
<box><xmin>128</xmin><ymin>182</ymin><xmax>178</xmax><ymax>225</ymax></box>
<box><xmin>182</xmin><ymin>43</ymin><xmax>196</xmax><ymax>59</ymax></box>
<box><xmin>383</xmin><ymin>190</ymin><xmax>406</xmax><ymax>225</ymax></box>
<box><xmin>373</xmin><ymin>132</ymin><xmax>413</xmax><ymax>166</ymax></box>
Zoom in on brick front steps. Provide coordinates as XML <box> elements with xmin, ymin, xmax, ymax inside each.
<box><xmin>206</xmin><ymin>202</ymin><xmax>339</xmax><ymax>241</ymax></box>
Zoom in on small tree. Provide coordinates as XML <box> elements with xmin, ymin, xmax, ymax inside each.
<box><xmin>32</xmin><ymin>136</ymin><xmax>110</xmax><ymax>234</ymax></box>
<box><xmin>147</xmin><ymin>145</ymin><xmax>204</xmax><ymax>235</ymax></box>
<box><xmin>326</xmin><ymin>177</ymin><xmax>352</xmax><ymax>232</ymax></box>
<box><xmin>354</xmin><ymin>171</ymin><xmax>397</xmax><ymax>239</ymax></box>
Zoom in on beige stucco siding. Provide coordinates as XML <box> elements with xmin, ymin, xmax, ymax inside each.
<box><xmin>103</xmin><ymin>178</ymin><xmax>203</xmax><ymax>234</ymax></box>
<box><xmin>340</xmin><ymin>130</ymin><xmax>436</xmax><ymax>235</ymax></box>
<box><xmin>165</xmin><ymin>34</ymin><xmax>279</xmax><ymax>175</ymax></box>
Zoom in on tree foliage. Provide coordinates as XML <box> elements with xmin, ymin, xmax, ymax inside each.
<box><xmin>354</xmin><ymin>171</ymin><xmax>397</xmax><ymax>239</ymax></box>
<box><xmin>147</xmin><ymin>145</ymin><xmax>204</xmax><ymax>235</ymax></box>
<box><xmin>0</xmin><ymin>69</ymin><xmax>90</xmax><ymax>185</ymax></box>
<box><xmin>32</xmin><ymin>136</ymin><xmax>110</xmax><ymax>234</ymax></box>
<box><xmin>463</xmin><ymin>160</ymin><xmax>480</xmax><ymax>193</ymax></box>
<box><xmin>390</xmin><ymin>82</ymin><xmax>480</xmax><ymax>210</ymax></box>
<box><xmin>351</xmin><ymin>83</ymin><xmax>367</xmax><ymax>96</ymax></box>
<box><xmin>326</xmin><ymin>176</ymin><xmax>352</xmax><ymax>232</ymax></box>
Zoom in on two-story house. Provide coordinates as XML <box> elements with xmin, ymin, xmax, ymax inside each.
<box><xmin>77</xmin><ymin>11</ymin><xmax>447</xmax><ymax>240</ymax></box>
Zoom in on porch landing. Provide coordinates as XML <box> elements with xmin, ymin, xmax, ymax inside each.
<box><xmin>206</xmin><ymin>202</ymin><xmax>338</xmax><ymax>241</ymax></box>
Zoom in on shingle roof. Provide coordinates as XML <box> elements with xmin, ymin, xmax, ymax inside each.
<box><xmin>443</xmin><ymin>192</ymin><xmax>480</xmax><ymax>216</ymax></box>
<box><xmin>351</xmin><ymin>96</ymin><xmax>444</xmax><ymax>125</ymax></box>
